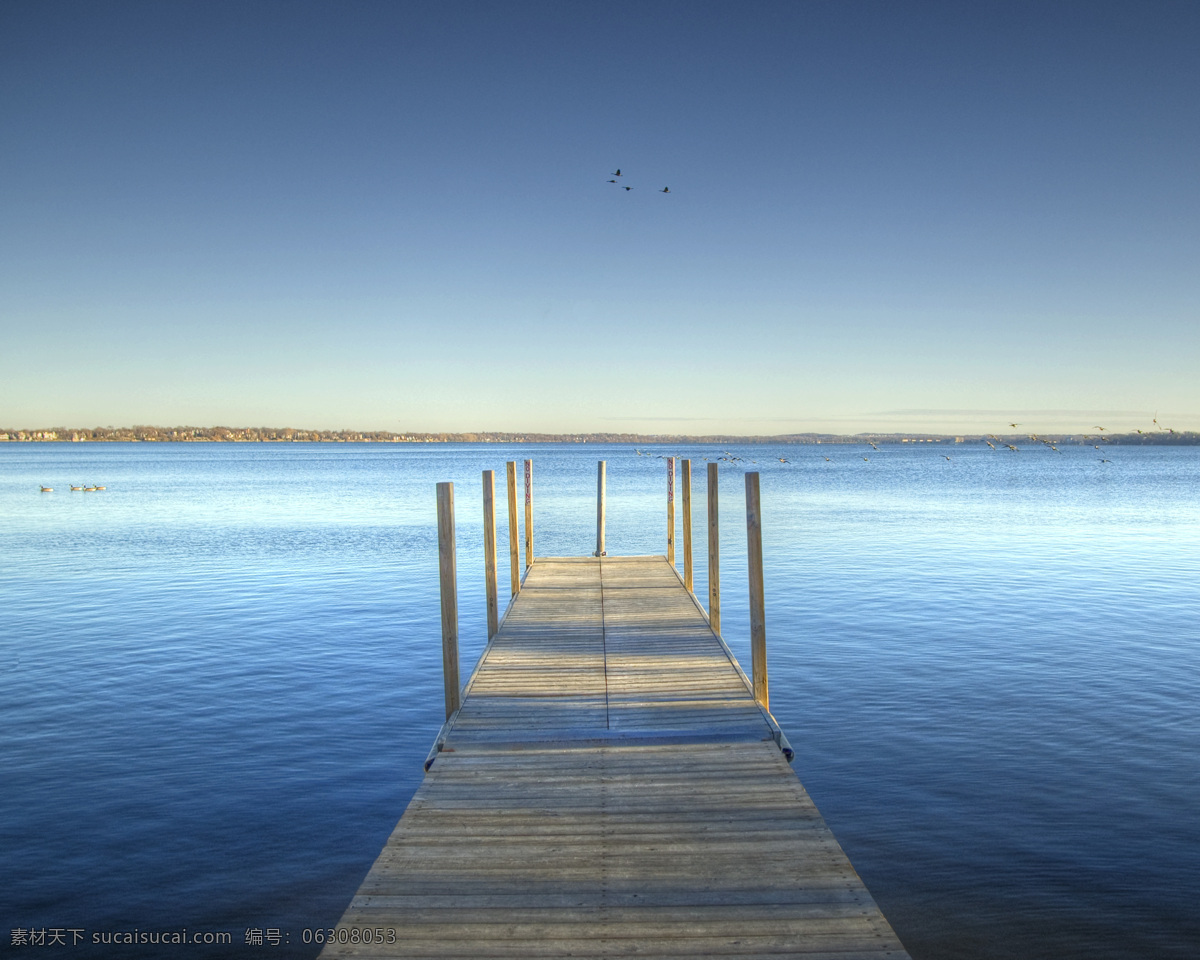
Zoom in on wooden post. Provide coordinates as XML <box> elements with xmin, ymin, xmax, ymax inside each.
<box><xmin>666</xmin><ymin>456</ymin><xmax>676</xmax><ymax>567</ymax></box>
<box><xmin>681</xmin><ymin>459</ymin><xmax>693</xmax><ymax>592</ymax></box>
<box><xmin>745</xmin><ymin>471</ymin><xmax>768</xmax><ymax>710</ymax></box>
<box><xmin>506</xmin><ymin>461</ymin><xmax>520</xmax><ymax>597</ymax></box>
<box><xmin>707</xmin><ymin>462</ymin><xmax>720</xmax><ymax>634</ymax></box>
<box><xmin>436</xmin><ymin>482</ymin><xmax>461</xmax><ymax>719</ymax></box>
<box><xmin>482</xmin><ymin>470</ymin><xmax>499</xmax><ymax>639</ymax></box>
<box><xmin>595</xmin><ymin>460</ymin><xmax>606</xmax><ymax>557</ymax></box>
<box><xmin>524</xmin><ymin>459</ymin><xmax>533</xmax><ymax>569</ymax></box>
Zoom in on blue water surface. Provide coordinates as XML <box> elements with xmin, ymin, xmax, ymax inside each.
<box><xmin>1</xmin><ymin>442</ymin><xmax>1198</xmax><ymax>958</ymax></box>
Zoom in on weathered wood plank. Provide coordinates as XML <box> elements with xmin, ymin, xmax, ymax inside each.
<box><xmin>322</xmin><ymin>556</ymin><xmax>908</xmax><ymax>960</ymax></box>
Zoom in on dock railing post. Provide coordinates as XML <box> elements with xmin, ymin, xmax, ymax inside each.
<box><xmin>482</xmin><ymin>470</ymin><xmax>499</xmax><ymax>639</ymax></box>
<box><xmin>524</xmin><ymin>459</ymin><xmax>534</xmax><ymax>569</ymax></box>
<box><xmin>506</xmin><ymin>461</ymin><xmax>520</xmax><ymax>597</ymax></box>
<box><xmin>667</xmin><ymin>456</ymin><xmax>676</xmax><ymax>566</ymax></box>
<box><xmin>595</xmin><ymin>460</ymin><xmax>607</xmax><ymax>557</ymax></box>
<box><xmin>745</xmin><ymin>471</ymin><xmax>768</xmax><ymax>709</ymax></box>
<box><xmin>707</xmin><ymin>462</ymin><xmax>720</xmax><ymax>633</ymax></box>
<box><xmin>682</xmin><ymin>459</ymin><xmax>693</xmax><ymax>592</ymax></box>
<box><xmin>436</xmin><ymin>482</ymin><xmax>461</xmax><ymax>719</ymax></box>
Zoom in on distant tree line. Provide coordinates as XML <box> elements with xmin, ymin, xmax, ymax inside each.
<box><xmin>1</xmin><ymin>426</ymin><xmax>1196</xmax><ymax>445</ymax></box>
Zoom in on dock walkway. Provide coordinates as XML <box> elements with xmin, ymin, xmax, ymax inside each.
<box><xmin>323</xmin><ymin>556</ymin><xmax>909</xmax><ymax>959</ymax></box>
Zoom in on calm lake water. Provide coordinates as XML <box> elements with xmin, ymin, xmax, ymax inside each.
<box><xmin>2</xmin><ymin>442</ymin><xmax>1198</xmax><ymax>958</ymax></box>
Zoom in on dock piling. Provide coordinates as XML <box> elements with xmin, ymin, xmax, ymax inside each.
<box><xmin>506</xmin><ymin>461</ymin><xmax>520</xmax><ymax>597</ymax></box>
<box><xmin>666</xmin><ymin>456</ymin><xmax>676</xmax><ymax>566</ymax></box>
<box><xmin>524</xmin><ymin>459</ymin><xmax>533</xmax><ymax>569</ymax></box>
<box><xmin>707</xmin><ymin>462</ymin><xmax>721</xmax><ymax>633</ymax></box>
<box><xmin>745</xmin><ymin>471</ymin><xmax>768</xmax><ymax>709</ymax></box>
<box><xmin>482</xmin><ymin>470</ymin><xmax>499</xmax><ymax>639</ymax></box>
<box><xmin>681</xmin><ymin>459</ymin><xmax>693</xmax><ymax>592</ymax></box>
<box><xmin>595</xmin><ymin>460</ymin><xmax>607</xmax><ymax>557</ymax></box>
<box><xmin>435</xmin><ymin>481</ymin><xmax>461</xmax><ymax>719</ymax></box>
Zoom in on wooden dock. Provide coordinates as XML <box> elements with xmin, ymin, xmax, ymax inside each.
<box><xmin>322</xmin><ymin>554</ymin><xmax>910</xmax><ymax>959</ymax></box>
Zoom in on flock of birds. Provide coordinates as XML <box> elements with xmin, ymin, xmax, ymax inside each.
<box><xmin>630</xmin><ymin>415</ymin><xmax>1179</xmax><ymax>468</ymax></box>
<box><xmin>38</xmin><ymin>484</ymin><xmax>106</xmax><ymax>492</ymax></box>
<box><xmin>605</xmin><ymin>169</ymin><xmax>670</xmax><ymax>194</ymax></box>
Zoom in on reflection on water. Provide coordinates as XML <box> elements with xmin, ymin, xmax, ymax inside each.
<box><xmin>2</xmin><ymin>442</ymin><xmax>1198</xmax><ymax>958</ymax></box>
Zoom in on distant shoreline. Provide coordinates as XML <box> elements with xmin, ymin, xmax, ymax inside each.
<box><xmin>2</xmin><ymin>426</ymin><xmax>1196</xmax><ymax>445</ymax></box>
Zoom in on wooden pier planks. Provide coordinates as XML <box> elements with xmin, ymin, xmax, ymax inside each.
<box><xmin>322</xmin><ymin>556</ymin><xmax>909</xmax><ymax>959</ymax></box>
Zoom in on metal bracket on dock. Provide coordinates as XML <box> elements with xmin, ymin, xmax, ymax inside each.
<box><xmin>424</xmin><ymin>711</ymin><xmax>458</xmax><ymax>772</ymax></box>
<box><xmin>774</xmin><ymin>727</ymin><xmax>795</xmax><ymax>763</ymax></box>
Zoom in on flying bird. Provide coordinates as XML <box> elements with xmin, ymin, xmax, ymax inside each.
<box><xmin>984</xmin><ymin>440</ymin><xmax>996</xmax><ymax>449</ymax></box>
<box><xmin>613</xmin><ymin>169</ymin><xmax>622</xmax><ymax>176</ymax></box>
<box><xmin>660</xmin><ymin>187</ymin><xmax>670</xmax><ymax>193</ymax></box>
<box><xmin>1009</xmin><ymin>423</ymin><xmax>1020</xmax><ymax>428</ymax></box>
<box><xmin>623</xmin><ymin>186</ymin><xmax>632</xmax><ymax>191</ymax></box>
<box><xmin>1005</xmin><ymin>444</ymin><xmax>1019</xmax><ymax>451</ymax></box>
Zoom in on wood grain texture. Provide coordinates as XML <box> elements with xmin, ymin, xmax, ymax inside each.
<box><xmin>745</xmin><ymin>472</ymin><xmax>768</xmax><ymax>710</ymax></box>
<box><xmin>666</xmin><ymin>456</ymin><xmax>675</xmax><ymax>567</ymax></box>
<box><xmin>524</xmin><ymin>460</ymin><xmax>533</xmax><ymax>570</ymax></box>
<box><xmin>595</xmin><ymin>460</ymin><xmax>607</xmax><ymax>557</ymax></box>
<box><xmin>482</xmin><ymin>470</ymin><xmax>499</xmax><ymax>640</ymax></box>
<box><xmin>435</xmin><ymin>482</ymin><xmax>460</xmax><ymax>719</ymax></box>
<box><xmin>708</xmin><ymin>462</ymin><xmax>721</xmax><ymax>635</ymax></box>
<box><xmin>681</xmin><ymin>459</ymin><xmax>693</xmax><ymax>593</ymax></box>
<box><xmin>506</xmin><ymin>461</ymin><xmax>520</xmax><ymax>597</ymax></box>
<box><xmin>323</xmin><ymin>556</ymin><xmax>908</xmax><ymax>960</ymax></box>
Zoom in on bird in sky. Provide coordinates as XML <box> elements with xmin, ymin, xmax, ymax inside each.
<box><xmin>623</xmin><ymin>186</ymin><xmax>632</xmax><ymax>191</ymax></box>
<box><xmin>1009</xmin><ymin>423</ymin><xmax>1020</xmax><ymax>428</ymax></box>
<box><xmin>607</xmin><ymin>179</ymin><xmax>618</xmax><ymax>184</ymax></box>
<box><xmin>1005</xmin><ymin>444</ymin><xmax>1019</xmax><ymax>452</ymax></box>
<box><xmin>984</xmin><ymin>440</ymin><xmax>996</xmax><ymax>449</ymax></box>
<box><xmin>613</xmin><ymin>169</ymin><xmax>622</xmax><ymax>176</ymax></box>
<box><xmin>1095</xmin><ymin>426</ymin><xmax>1106</xmax><ymax>432</ymax></box>
<box><xmin>660</xmin><ymin>187</ymin><xmax>670</xmax><ymax>193</ymax></box>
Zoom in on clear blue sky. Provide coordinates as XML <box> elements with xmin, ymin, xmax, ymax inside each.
<box><xmin>2</xmin><ymin>0</ymin><xmax>1197</xmax><ymax>435</ymax></box>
